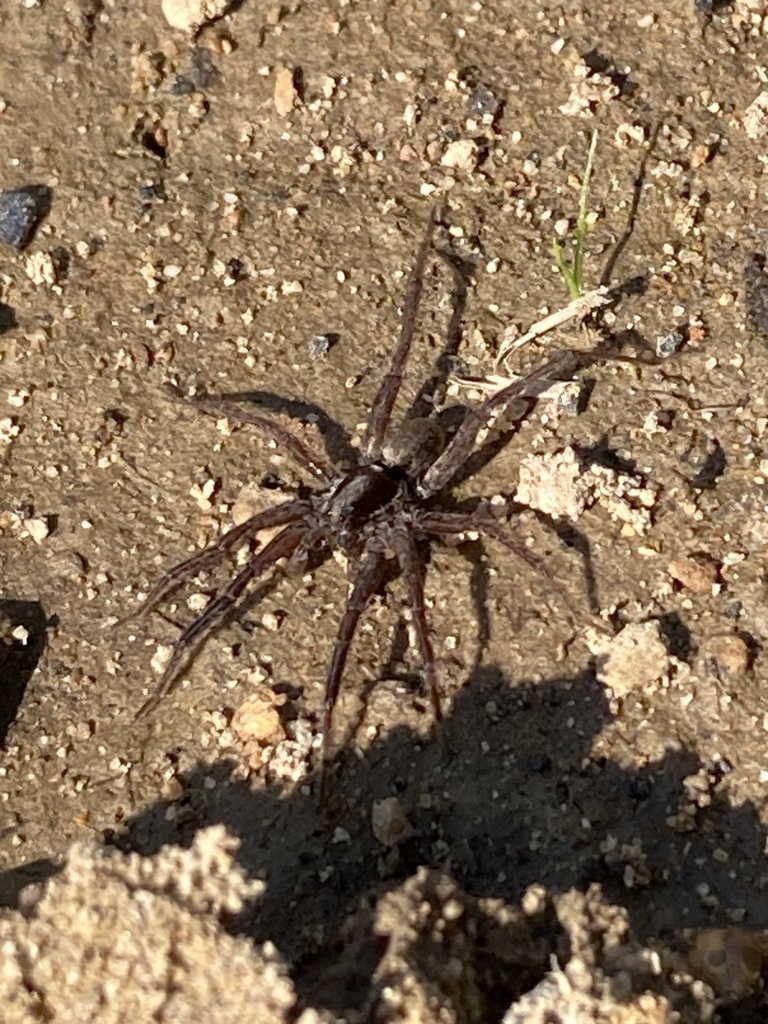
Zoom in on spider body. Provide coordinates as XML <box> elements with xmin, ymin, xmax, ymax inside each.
<box><xmin>127</xmin><ymin>209</ymin><xmax>577</xmax><ymax>770</ymax></box>
<box><xmin>325</xmin><ymin>463</ymin><xmax>404</xmax><ymax>532</ymax></box>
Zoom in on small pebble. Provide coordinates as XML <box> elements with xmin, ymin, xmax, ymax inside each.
<box><xmin>743</xmin><ymin>92</ymin><xmax>768</xmax><ymax>141</ymax></box>
<box><xmin>553</xmin><ymin>380</ymin><xmax>582</xmax><ymax>416</ymax></box>
<box><xmin>0</xmin><ymin>186</ymin><xmax>48</xmax><ymax>250</ymax></box>
<box><xmin>688</xmin><ymin>928</ymin><xmax>768</xmax><ymax>1001</ymax></box>
<box><xmin>231</xmin><ymin>690</ymin><xmax>286</xmax><ymax>746</ymax></box>
<box><xmin>667</xmin><ymin>556</ymin><xmax>717</xmax><ymax>594</ymax></box>
<box><xmin>261</xmin><ymin>610</ymin><xmax>282</xmax><ymax>632</ymax></box>
<box><xmin>24</xmin><ymin>517</ymin><xmax>51</xmax><ymax>543</ymax></box>
<box><xmin>554</xmin><ymin>218</ymin><xmax>570</xmax><ymax>238</ymax></box>
<box><xmin>440</xmin><ymin>139</ymin><xmax>478</xmax><ymax>172</ymax></box>
<box><xmin>161</xmin><ymin>0</ymin><xmax>229</xmax><ymax>34</ymax></box>
<box><xmin>274</xmin><ymin>66</ymin><xmax>296</xmax><ymax>116</ymax></box>
<box><xmin>11</xmin><ymin>625</ymin><xmax>29</xmax><ymax>644</ymax></box>
<box><xmin>466</xmin><ymin>82</ymin><xmax>499</xmax><ymax>121</ymax></box>
<box><xmin>309</xmin><ymin>333</ymin><xmax>336</xmax><ymax>359</ymax></box>
<box><xmin>592</xmin><ymin>621</ymin><xmax>669</xmax><ymax>698</ymax></box>
<box><xmin>655</xmin><ymin>329</ymin><xmax>685</xmax><ymax>358</ymax></box>
<box><xmin>699</xmin><ymin>634</ymin><xmax>750</xmax><ymax>682</ymax></box>
<box><xmin>0</xmin><ymin>418</ymin><xmax>19</xmax><ymax>445</ymax></box>
<box><xmin>150</xmin><ymin>644</ymin><xmax>173</xmax><ymax>675</ymax></box>
<box><xmin>371</xmin><ymin>797</ymin><xmax>412</xmax><ymax>847</ymax></box>
<box><xmin>25</xmin><ymin>251</ymin><xmax>56</xmax><ymax>285</ymax></box>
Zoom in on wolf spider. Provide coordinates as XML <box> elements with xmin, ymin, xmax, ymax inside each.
<box><xmin>128</xmin><ymin>208</ymin><xmax>578</xmax><ymax>766</ymax></box>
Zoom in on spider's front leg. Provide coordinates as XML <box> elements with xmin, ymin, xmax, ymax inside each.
<box><xmin>418</xmin><ymin>350</ymin><xmax>578</xmax><ymax>497</ymax></box>
<box><xmin>362</xmin><ymin>207</ymin><xmax>438</xmax><ymax>460</ymax></box>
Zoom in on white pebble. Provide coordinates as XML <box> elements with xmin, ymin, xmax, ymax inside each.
<box><xmin>24</xmin><ymin>518</ymin><xmax>50</xmax><ymax>543</ymax></box>
<box><xmin>161</xmin><ymin>0</ymin><xmax>229</xmax><ymax>33</ymax></box>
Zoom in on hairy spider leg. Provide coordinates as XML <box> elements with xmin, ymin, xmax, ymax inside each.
<box><xmin>283</xmin><ymin>520</ymin><xmax>335</xmax><ymax>575</ymax></box>
<box><xmin>320</xmin><ymin>546</ymin><xmax>386</xmax><ymax>766</ymax></box>
<box><xmin>135</xmin><ymin>521</ymin><xmax>307</xmax><ymax>719</ymax></box>
<box><xmin>184</xmin><ymin>393</ymin><xmax>337</xmax><ymax>485</ymax></box>
<box><xmin>416</xmin><ymin>509</ymin><xmax>578</xmax><ymax>625</ymax></box>
<box><xmin>418</xmin><ymin>349</ymin><xmax>578</xmax><ymax>497</ymax></box>
<box><xmin>391</xmin><ymin>526</ymin><xmax>441</xmax><ymax>722</ymax></box>
<box><xmin>362</xmin><ymin>207</ymin><xmax>438</xmax><ymax>460</ymax></box>
<box><xmin>118</xmin><ymin>498</ymin><xmax>310</xmax><ymax>626</ymax></box>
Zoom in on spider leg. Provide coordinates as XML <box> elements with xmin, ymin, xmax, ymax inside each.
<box><xmin>415</xmin><ymin>509</ymin><xmax>578</xmax><ymax>624</ymax></box>
<box><xmin>118</xmin><ymin>498</ymin><xmax>310</xmax><ymax>625</ymax></box>
<box><xmin>321</xmin><ymin>546</ymin><xmax>385</xmax><ymax>766</ymax></box>
<box><xmin>134</xmin><ymin>521</ymin><xmax>307</xmax><ymax>719</ymax></box>
<box><xmin>418</xmin><ymin>350</ymin><xmax>578</xmax><ymax>497</ymax></box>
<box><xmin>362</xmin><ymin>207</ymin><xmax>438</xmax><ymax>460</ymax></box>
<box><xmin>174</xmin><ymin>388</ymin><xmax>337</xmax><ymax>485</ymax></box>
<box><xmin>391</xmin><ymin>528</ymin><xmax>441</xmax><ymax>722</ymax></box>
<box><xmin>284</xmin><ymin>521</ymin><xmax>332</xmax><ymax>575</ymax></box>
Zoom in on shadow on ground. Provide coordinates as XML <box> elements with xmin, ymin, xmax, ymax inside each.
<box><xmin>82</xmin><ymin>662</ymin><xmax>768</xmax><ymax>1019</ymax></box>
<box><xmin>0</xmin><ymin>598</ymin><xmax>49</xmax><ymax>746</ymax></box>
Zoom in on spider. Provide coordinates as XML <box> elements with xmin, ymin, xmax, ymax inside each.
<box><xmin>127</xmin><ymin>208</ymin><xmax>578</xmax><ymax>768</ymax></box>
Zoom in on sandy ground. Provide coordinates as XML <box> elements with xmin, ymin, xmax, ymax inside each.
<box><xmin>2</xmin><ymin>0</ymin><xmax>768</xmax><ymax>1020</ymax></box>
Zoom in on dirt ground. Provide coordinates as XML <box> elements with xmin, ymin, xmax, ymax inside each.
<box><xmin>3</xmin><ymin>0</ymin><xmax>768</xmax><ymax>1020</ymax></box>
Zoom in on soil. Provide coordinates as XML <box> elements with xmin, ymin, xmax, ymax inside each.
<box><xmin>2</xmin><ymin>0</ymin><xmax>768</xmax><ymax>1020</ymax></box>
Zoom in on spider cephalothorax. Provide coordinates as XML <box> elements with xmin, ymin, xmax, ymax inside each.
<box><xmin>126</xmin><ymin>209</ymin><xmax>576</xmax><ymax>767</ymax></box>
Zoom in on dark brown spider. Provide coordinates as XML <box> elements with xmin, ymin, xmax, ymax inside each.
<box><xmin>127</xmin><ymin>208</ymin><xmax>578</xmax><ymax>767</ymax></box>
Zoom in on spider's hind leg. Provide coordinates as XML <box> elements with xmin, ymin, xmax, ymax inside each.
<box><xmin>415</xmin><ymin>508</ymin><xmax>580</xmax><ymax>626</ymax></box>
<box><xmin>319</xmin><ymin>546</ymin><xmax>386</xmax><ymax>777</ymax></box>
<box><xmin>117</xmin><ymin>497</ymin><xmax>309</xmax><ymax>627</ymax></box>
<box><xmin>391</xmin><ymin>527</ymin><xmax>442</xmax><ymax>724</ymax></box>
<box><xmin>134</xmin><ymin>521</ymin><xmax>307</xmax><ymax>720</ymax></box>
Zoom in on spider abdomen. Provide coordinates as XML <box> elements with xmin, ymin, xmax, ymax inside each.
<box><xmin>381</xmin><ymin>417</ymin><xmax>446</xmax><ymax>478</ymax></box>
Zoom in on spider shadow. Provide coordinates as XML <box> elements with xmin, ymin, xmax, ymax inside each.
<box><xmin>198</xmin><ymin>388</ymin><xmax>359</xmax><ymax>469</ymax></box>
<box><xmin>407</xmin><ymin>244</ymin><xmax>475</xmax><ymax>421</ymax></box>
<box><xmin>432</xmin><ymin>479</ymin><xmax>601</xmax><ymax>626</ymax></box>
<box><xmin>220</xmin><ymin>239</ymin><xmax>476</xmax><ymax>470</ymax></box>
<box><xmin>89</xmin><ymin>658</ymin><xmax>768</xmax><ymax>1021</ymax></box>
<box><xmin>598</xmin><ymin>122</ymin><xmax>659</xmax><ymax>289</ymax></box>
<box><xmin>199</xmin><ymin>240</ymin><xmax>472</xmax><ymax>470</ymax></box>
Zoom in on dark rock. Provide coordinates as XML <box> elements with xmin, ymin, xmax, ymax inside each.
<box><xmin>139</xmin><ymin>181</ymin><xmax>167</xmax><ymax>203</ymax></box>
<box><xmin>694</xmin><ymin>0</ymin><xmax>733</xmax><ymax>12</ymax></box>
<box><xmin>0</xmin><ymin>185</ymin><xmax>52</xmax><ymax>250</ymax></box>
<box><xmin>225</xmin><ymin>257</ymin><xmax>245</xmax><ymax>281</ymax></box>
<box><xmin>655</xmin><ymin>328</ymin><xmax>685</xmax><ymax>358</ymax></box>
<box><xmin>467</xmin><ymin>82</ymin><xmax>500</xmax><ymax>121</ymax></box>
<box><xmin>309</xmin><ymin>333</ymin><xmax>339</xmax><ymax>359</ymax></box>
<box><xmin>172</xmin><ymin>48</ymin><xmax>220</xmax><ymax>94</ymax></box>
